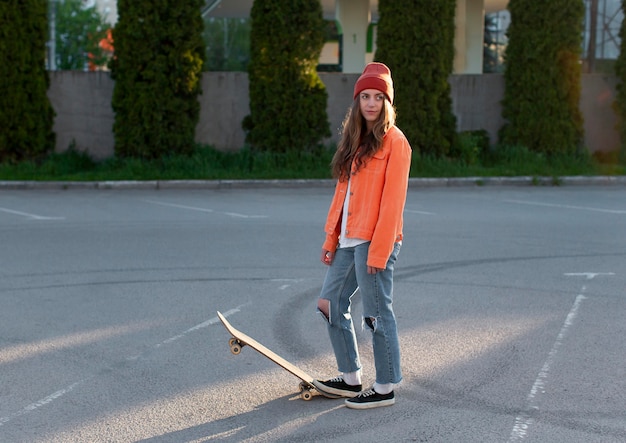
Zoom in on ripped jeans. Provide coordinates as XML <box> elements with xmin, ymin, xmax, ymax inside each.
<box><xmin>318</xmin><ymin>241</ymin><xmax>402</xmax><ymax>385</ymax></box>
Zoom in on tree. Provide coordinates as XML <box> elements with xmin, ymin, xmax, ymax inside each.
<box><xmin>55</xmin><ymin>0</ymin><xmax>110</xmax><ymax>70</ymax></box>
<box><xmin>0</xmin><ymin>0</ymin><xmax>55</xmax><ymax>162</ymax></box>
<box><xmin>500</xmin><ymin>0</ymin><xmax>585</xmax><ymax>155</ymax></box>
<box><xmin>614</xmin><ymin>0</ymin><xmax>626</xmax><ymax>162</ymax></box>
<box><xmin>111</xmin><ymin>0</ymin><xmax>205</xmax><ymax>159</ymax></box>
<box><xmin>243</xmin><ymin>0</ymin><xmax>330</xmax><ymax>153</ymax></box>
<box><xmin>375</xmin><ymin>0</ymin><xmax>458</xmax><ymax>158</ymax></box>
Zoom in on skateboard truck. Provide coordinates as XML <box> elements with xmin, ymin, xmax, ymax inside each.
<box><xmin>228</xmin><ymin>337</ymin><xmax>243</xmax><ymax>355</ymax></box>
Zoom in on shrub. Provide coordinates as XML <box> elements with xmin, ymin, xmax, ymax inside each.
<box><xmin>0</xmin><ymin>0</ymin><xmax>55</xmax><ymax>162</ymax></box>
<box><xmin>500</xmin><ymin>0</ymin><xmax>585</xmax><ymax>155</ymax></box>
<box><xmin>243</xmin><ymin>0</ymin><xmax>330</xmax><ymax>153</ymax></box>
<box><xmin>111</xmin><ymin>0</ymin><xmax>205</xmax><ymax>159</ymax></box>
<box><xmin>375</xmin><ymin>0</ymin><xmax>458</xmax><ymax>157</ymax></box>
<box><xmin>452</xmin><ymin>130</ymin><xmax>491</xmax><ymax>165</ymax></box>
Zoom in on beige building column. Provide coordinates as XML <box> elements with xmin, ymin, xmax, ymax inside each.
<box><xmin>454</xmin><ymin>0</ymin><xmax>485</xmax><ymax>74</ymax></box>
<box><xmin>336</xmin><ymin>0</ymin><xmax>371</xmax><ymax>73</ymax></box>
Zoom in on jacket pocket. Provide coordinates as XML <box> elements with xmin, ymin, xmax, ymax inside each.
<box><xmin>364</xmin><ymin>149</ymin><xmax>388</xmax><ymax>174</ymax></box>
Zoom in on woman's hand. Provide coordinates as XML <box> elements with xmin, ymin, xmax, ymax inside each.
<box><xmin>321</xmin><ymin>249</ymin><xmax>334</xmax><ymax>266</ymax></box>
<box><xmin>367</xmin><ymin>266</ymin><xmax>384</xmax><ymax>275</ymax></box>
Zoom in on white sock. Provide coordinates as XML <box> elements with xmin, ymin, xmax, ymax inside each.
<box><xmin>342</xmin><ymin>370</ymin><xmax>362</xmax><ymax>386</ymax></box>
<box><xmin>373</xmin><ymin>382</ymin><xmax>393</xmax><ymax>395</ymax></box>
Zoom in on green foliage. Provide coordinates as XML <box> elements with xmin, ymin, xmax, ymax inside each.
<box><xmin>500</xmin><ymin>0</ymin><xmax>585</xmax><ymax>155</ymax></box>
<box><xmin>0</xmin><ymin>144</ymin><xmax>337</xmax><ymax>180</ymax></box>
<box><xmin>614</xmin><ymin>0</ymin><xmax>626</xmax><ymax>163</ymax></box>
<box><xmin>0</xmin><ymin>0</ymin><xmax>55</xmax><ymax>163</ymax></box>
<box><xmin>451</xmin><ymin>130</ymin><xmax>491</xmax><ymax>165</ymax></box>
<box><xmin>110</xmin><ymin>0</ymin><xmax>205</xmax><ymax>159</ymax></box>
<box><xmin>413</xmin><ymin>143</ymin><xmax>596</xmax><ymax>179</ymax></box>
<box><xmin>2</xmin><ymin>138</ymin><xmax>614</xmax><ymax>182</ymax></box>
<box><xmin>375</xmin><ymin>0</ymin><xmax>458</xmax><ymax>157</ymax></box>
<box><xmin>203</xmin><ymin>17</ymin><xmax>250</xmax><ymax>71</ymax></box>
<box><xmin>55</xmin><ymin>0</ymin><xmax>110</xmax><ymax>70</ymax></box>
<box><xmin>244</xmin><ymin>0</ymin><xmax>330</xmax><ymax>153</ymax></box>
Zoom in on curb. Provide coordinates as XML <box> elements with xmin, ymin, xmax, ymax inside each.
<box><xmin>416</xmin><ymin>176</ymin><xmax>626</xmax><ymax>187</ymax></box>
<box><xmin>0</xmin><ymin>176</ymin><xmax>625</xmax><ymax>190</ymax></box>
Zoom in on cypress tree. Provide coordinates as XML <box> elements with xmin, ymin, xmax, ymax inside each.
<box><xmin>244</xmin><ymin>0</ymin><xmax>330</xmax><ymax>153</ymax></box>
<box><xmin>0</xmin><ymin>0</ymin><xmax>55</xmax><ymax>162</ymax></box>
<box><xmin>500</xmin><ymin>0</ymin><xmax>585</xmax><ymax>155</ymax></box>
<box><xmin>375</xmin><ymin>0</ymin><xmax>457</xmax><ymax>157</ymax></box>
<box><xmin>614</xmin><ymin>0</ymin><xmax>626</xmax><ymax>162</ymax></box>
<box><xmin>111</xmin><ymin>0</ymin><xmax>205</xmax><ymax>159</ymax></box>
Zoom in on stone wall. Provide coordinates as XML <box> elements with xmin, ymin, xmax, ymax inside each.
<box><xmin>47</xmin><ymin>71</ymin><xmax>620</xmax><ymax>159</ymax></box>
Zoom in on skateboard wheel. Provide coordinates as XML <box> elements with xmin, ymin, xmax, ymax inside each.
<box><xmin>298</xmin><ymin>382</ymin><xmax>308</xmax><ymax>392</ymax></box>
<box><xmin>230</xmin><ymin>343</ymin><xmax>241</xmax><ymax>355</ymax></box>
<box><xmin>229</xmin><ymin>338</ymin><xmax>237</xmax><ymax>347</ymax></box>
<box><xmin>301</xmin><ymin>390</ymin><xmax>313</xmax><ymax>401</ymax></box>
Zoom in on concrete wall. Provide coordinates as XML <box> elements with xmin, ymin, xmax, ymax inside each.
<box><xmin>47</xmin><ymin>71</ymin><xmax>620</xmax><ymax>159</ymax></box>
<box><xmin>196</xmin><ymin>72</ymin><xmax>250</xmax><ymax>153</ymax></box>
<box><xmin>49</xmin><ymin>71</ymin><xmax>115</xmax><ymax>160</ymax></box>
<box><xmin>450</xmin><ymin>73</ymin><xmax>620</xmax><ymax>153</ymax></box>
<box><xmin>579</xmin><ymin>75</ymin><xmax>620</xmax><ymax>154</ymax></box>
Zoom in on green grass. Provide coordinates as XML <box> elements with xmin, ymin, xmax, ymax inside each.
<box><xmin>414</xmin><ymin>144</ymin><xmax>619</xmax><ymax>178</ymax></box>
<box><xmin>0</xmin><ymin>145</ymin><xmax>337</xmax><ymax>181</ymax></box>
<box><xmin>0</xmin><ymin>143</ymin><xmax>623</xmax><ymax>182</ymax></box>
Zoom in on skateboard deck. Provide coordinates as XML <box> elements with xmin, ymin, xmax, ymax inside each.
<box><xmin>217</xmin><ymin>311</ymin><xmax>336</xmax><ymax>400</ymax></box>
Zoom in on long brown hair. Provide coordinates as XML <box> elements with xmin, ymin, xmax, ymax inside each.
<box><xmin>331</xmin><ymin>98</ymin><xmax>396</xmax><ymax>180</ymax></box>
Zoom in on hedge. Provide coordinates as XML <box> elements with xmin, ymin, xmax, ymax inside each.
<box><xmin>500</xmin><ymin>0</ymin><xmax>585</xmax><ymax>155</ymax></box>
<box><xmin>243</xmin><ymin>0</ymin><xmax>330</xmax><ymax>153</ymax></box>
<box><xmin>111</xmin><ymin>0</ymin><xmax>205</xmax><ymax>159</ymax></box>
<box><xmin>0</xmin><ymin>0</ymin><xmax>55</xmax><ymax>162</ymax></box>
<box><xmin>375</xmin><ymin>0</ymin><xmax>458</xmax><ymax>157</ymax></box>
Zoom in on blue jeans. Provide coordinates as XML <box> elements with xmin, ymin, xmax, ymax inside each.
<box><xmin>318</xmin><ymin>242</ymin><xmax>402</xmax><ymax>385</ymax></box>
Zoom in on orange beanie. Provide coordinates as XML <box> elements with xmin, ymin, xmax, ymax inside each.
<box><xmin>353</xmin><ymin>62</ymin><xmax>394</xmax><ymax>103</ymax></box>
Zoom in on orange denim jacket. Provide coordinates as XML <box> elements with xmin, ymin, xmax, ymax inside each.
<box><xmin>323</xmin><ymin>126</ymin><xmax>412</xmax><ymax>269</ymax></box>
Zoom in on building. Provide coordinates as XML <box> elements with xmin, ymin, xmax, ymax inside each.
<box><xmin>93</xmin><ymin>1</ymin><xmax>624</xmax><ymax>74</ymax></box>
<box><xmin>201</xmin><ymin>0</ymin><xmax>509</xmax><ymax>73</ymax></box>
<box><xmin>93</xmin><ymin>0</ymin><xmax>509</xmax><ymax>73</ymax></box>
<box><xmin>92</xmin><ymin>0</ymin><xmax>118</xmax><ymax>25</ymax></box>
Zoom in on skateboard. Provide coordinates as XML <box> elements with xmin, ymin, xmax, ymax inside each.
<box><xmin>217</xmin><ymin>311</ymin><xmax>337</xmax><ymax>401</ymax></box>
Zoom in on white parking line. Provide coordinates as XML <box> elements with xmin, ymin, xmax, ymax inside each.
<box><xmin>152</xmin><ymin>303</ymin><xmax>250</xmax><ymax>349</ymax></box>
<box><xmin>503</xmin><ymin>199</ymin><xmax>626</xmax><ymax>214</ymax></box>
<box><xmin>509</xmin><ymin>291</ymin><xmax>587</xmax><ymax>441</ymax></box>
<box><xmin>0</xmin><ymin>381</ymin><xmax>84</xmax><ymax>427</ymax></box>
<box><xmin>0</xmin><ymin>305</ymin><xmax>250</xmax><ymax>428</ymax></box>
<box><xmin>405</xmin><ymin>209</ymin><xmax>436</xmax><ymax>215</ymax></box>
<box><xmin>564</xmin><ymin>272</ymin><xmax>615</xmax><ymax>280</ymax></box>
<box><xmin>0</xmin><ymin>207</ymin><xmax>65</xmax><ymax>220</ymax></box>
<box><xmin>144</xmin><ymin>200</ymin><xmax>268</xmax><ymax>219</ymax></box>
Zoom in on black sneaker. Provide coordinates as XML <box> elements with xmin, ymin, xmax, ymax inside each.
<box><xmin>313</xmin><ymin>377</ymin><xmax>362</xmax><ymax>398</ymax></box>
<box><xmin>345</xmin><ymin>388</ymin><xmax>395</xmax><ymax>409</ymax></box>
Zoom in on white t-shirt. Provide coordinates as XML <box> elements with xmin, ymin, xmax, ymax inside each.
<box><xmin>339</xmin><ymin>179</ymin><xmax>367</xmax><ymax>248</ymax></box>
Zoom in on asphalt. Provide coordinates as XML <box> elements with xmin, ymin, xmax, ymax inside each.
<box><xmin>1</xmin><ymin>175</ymin><xmax>626</xmax><ymax>190</ymax></box>
<box><xmin>2</xmin><ymin>185</ymin><xmax>624</xmax><ymax>442</ymax></box>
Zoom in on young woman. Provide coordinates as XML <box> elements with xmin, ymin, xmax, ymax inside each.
<box><xmin>313</xmin><ymin>62</ymin><xmax>412</xmax><ymax>409</ymax></box>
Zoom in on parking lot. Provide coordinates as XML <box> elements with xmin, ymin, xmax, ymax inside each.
<box><xmin>1</xmin><ymin>185</ymin><xmax>625</xmax><ymax>442</ymax></box>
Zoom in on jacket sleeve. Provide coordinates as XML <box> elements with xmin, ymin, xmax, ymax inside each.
<box><xmin>323</xmin><ymin>225</ymin><xmax>340</xmax><ymax>253</ymax></box>
<box><xmin>367</xmin><ymin>130</ymin><xmax>412</xmax><ymax>268</ymax></box>
<box><xmin>322</xmin><ymin>181</ymin><xmax>344</xmax><ymax>253</ymax></box>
